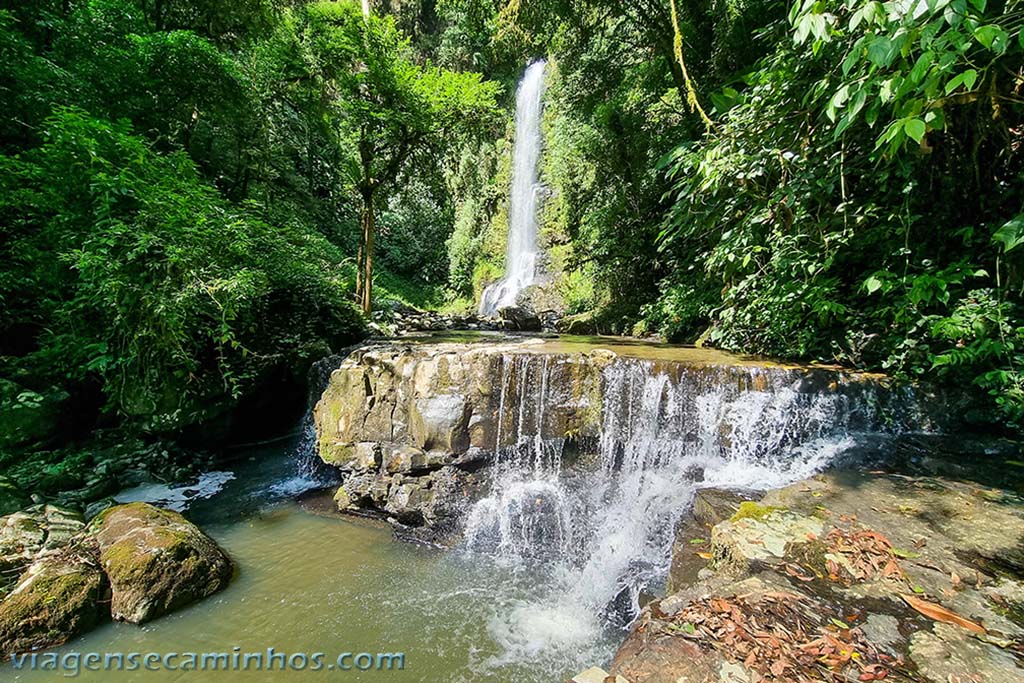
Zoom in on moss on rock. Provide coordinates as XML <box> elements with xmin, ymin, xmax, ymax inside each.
<box><xmin>730</xmin><ymin>501</ymin><xmax>784</xmax><ymax>522</ymax></box>
<box><xmin>0</xmin><ymin>539</ymin><xmax>106</xmax><ymax>653</ymax></box>
<box><xmin>92</xmin><ymin>502</ymin><xmax>232</xmax><ymax>624</ymax></box>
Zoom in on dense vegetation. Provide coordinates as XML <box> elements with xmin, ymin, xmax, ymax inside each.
<box><xmin>1</xmin><ymin>0</ymin><xmax>1021</xmax><ymax>505</ymax></box>
<box><xmin>442</xmin><ymin>0</ymin><xmax>1023</xmax><ymax>427</ymax></box>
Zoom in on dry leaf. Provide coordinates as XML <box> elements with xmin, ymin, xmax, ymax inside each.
<box><xmin>900</xmin><ymin>594</ymin><xmax>986</xmax><ymax>634</ymax></box>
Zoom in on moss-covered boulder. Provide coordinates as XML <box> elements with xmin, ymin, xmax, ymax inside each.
<box><xmin>92</xmin><ymin>502</ymin><xmax>231</xmax><ymax>624</ymax></box>
<box><xmin>0</xmin><ymin>539</ymin><xmax>106</xmax><ymax>653</ymax></box>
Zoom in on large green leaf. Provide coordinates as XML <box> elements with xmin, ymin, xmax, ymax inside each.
<box><xmin>994</xmin><ymin>215</ymin><xmax>1024</xmax><ymax>253</ymax></box>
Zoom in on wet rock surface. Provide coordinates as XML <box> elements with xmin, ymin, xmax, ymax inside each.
<box><xmin>0</xmin><ymin>537</ymin><xmax>106</xmax><ymax>653</ymax></box>
<box><xmin>314</xmin><ymin>338</ymin><xmax>612</xmax><ymax>540</ymax></box>
<box><xmin>609</xmin><ymin>469</ymin><xmax>1024</xmax><ymax>683</ymax></box>
<box><xmin>314</xmin><ymin>337</ymin><xmax>925</xmax><ymax>545</ymax></box>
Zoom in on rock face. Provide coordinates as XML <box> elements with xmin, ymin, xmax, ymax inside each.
<box><xmin>314</xmin><ymin>339</ymin><xmax>614</xmax><ymax>539</ymax></box>
<box><xmin>92</xmin><ymin>502</ymin><xmax>232</xmax><ymax>624</ymax></box>
<box><xmin>610</xmin><ymin>471</ymin><xmax>1024</xmax><ymax>683</ymax></box>
<box><xmin>313</xmin><ymin>338</ymin><xmax>922</xmax><ymax>543</ymax></box>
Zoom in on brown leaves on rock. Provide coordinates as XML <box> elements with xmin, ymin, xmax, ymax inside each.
<box><xmin>664</xmin><ymin>591</ymin><xmax>897</xmax><ymax>683</ymax></box>
<box><xmin>899</xmin><ymin>594</ymin><xmax>986</xmax><ymax>634</ymax></box>
<box><xmin>823</xmin><ymin>528</ymin><xmax>905</xmax><ymax>586</ymax></box>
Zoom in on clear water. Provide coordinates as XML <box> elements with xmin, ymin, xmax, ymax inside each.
<box><xmin>7</xmin><ymin>443</ymin><xmax>618</xmax><ymax>683</ymax></box>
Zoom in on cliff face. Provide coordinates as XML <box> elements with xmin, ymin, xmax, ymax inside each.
<box><xmin>314</xmin><ymin>339</ymin><xmax>608</xmax><ymax>469</ymax></box>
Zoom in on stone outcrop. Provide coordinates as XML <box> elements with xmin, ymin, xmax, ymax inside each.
<box><xmin>315</xmin><ymin>339</ymin><xmax>615</xmax><ymax>538</ymax></box>
<box><xmin>92</xmin><ymin>502</ymin><xmax>232</xmax><ymax>624</ymax></box>
<box><xmin>313</xmin><ymin>338</ymin><xmax>925</xmax><ymax>542</ymax></box>
<box><xmin>609</xmin><ymin>471</ymin><xmax>1024</xmax><ymax>683</ymax></box>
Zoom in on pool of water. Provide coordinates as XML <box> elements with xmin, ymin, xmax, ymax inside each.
<box><xmin>9</xmin><ymin>443</ymin><xmax>618</xmax><ymax>683</ymax></box>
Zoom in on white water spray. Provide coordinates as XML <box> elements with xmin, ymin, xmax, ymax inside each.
<box><xmin>461</xmin><ymin>356</ymin><xmax>917</xmax><ymax>673</ymax></box>
<box><xmin>479</xmin><ymin>61</ymin><xmax>547</xmax><ymax>316</ymax></box>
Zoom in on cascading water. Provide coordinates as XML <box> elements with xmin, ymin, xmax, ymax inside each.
<box><xmin>479</xmin><ymin>61</ymin><xmax>547</xmax><ymax>316</ymax></box>
<box><xmin>460</xmin><ymin>354</ymin><xmax>920</xmax><ymax>673</ymax></box>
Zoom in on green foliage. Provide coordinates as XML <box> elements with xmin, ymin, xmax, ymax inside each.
<box><xmin>1</xmin><ymin>109</ymin><xmax>364</xmax><ymax>430</ymax></box>
<box><xmin>654</xmin><ymin>0</ymin><xmax>1023</xmax><ymax>425</ymax></box>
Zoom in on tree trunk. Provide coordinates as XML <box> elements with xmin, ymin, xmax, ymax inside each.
<box><xmin>355</xmin><ymin>228</ymin><xmax>364</xmax><ymax>305</ymax></box>
<box><xmin>360</xmin><ymin>189</ymin><xmax>375</xmax><ymax>314</ymax></box>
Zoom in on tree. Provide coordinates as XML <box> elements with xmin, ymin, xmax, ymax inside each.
<box><xmin>303</xmin><ymin>0</ymin><xmax>499</xmax><ymax>312</ymax></box>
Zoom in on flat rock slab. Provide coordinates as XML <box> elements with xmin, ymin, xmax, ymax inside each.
<box><xmin>92</xmin><ymin>502</ymin><xmax>231</xmax><ymax>624</ymax></box>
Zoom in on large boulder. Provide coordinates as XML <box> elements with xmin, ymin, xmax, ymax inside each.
<box><xmin>92</xmin><ymin>503</ymin><xmax>232</xmax><ymax>624</ymax></box>
<box><xmin>0</xmin><ymin>539</ymin><xmax>106</xmax><ymax>653</ymax></box>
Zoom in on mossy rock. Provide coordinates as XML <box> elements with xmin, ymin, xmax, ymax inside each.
<box><xmin>0</xmin><ymin>504</ymin><xmax>85</xmax><ymax>592</ymax></box>
<box><xmin>730</xmin><ymin>501</ymin><xmax>784</xmax><ymax>522</ymax></box>
<box><xmin>92</xmin><ymin>502</ymin><xmax>232</xmax><ymax>624</ymax></box>
<box><xmin>0</xmin><ymin>539</ymin><xmax>107</xmax><ymax>653</ymax></box>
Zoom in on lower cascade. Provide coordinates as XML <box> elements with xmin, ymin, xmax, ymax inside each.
<box><xmin>313</xmin><ymin>337</ymin><xmax>930</xmax><ymax>671</ymax></box>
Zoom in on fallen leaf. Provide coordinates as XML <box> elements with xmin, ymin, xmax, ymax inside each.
<box><xmin>900</xmin><ymin>594</ymin><xmax>986</xmax><ymax>634</ymax></box>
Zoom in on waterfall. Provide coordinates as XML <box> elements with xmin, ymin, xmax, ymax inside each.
<box><xmin>479</xmin><ymin>60</ymin><xmax>547</xmax><ymax>316</ymax></box>
<box><xmin>460</xmin><ymin>355</ymin><xmax>917</xmax><ymax>670</ymax></box>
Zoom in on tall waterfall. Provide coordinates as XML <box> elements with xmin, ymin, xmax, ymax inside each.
<box><xmin>479</xmin><ymin>61</ymin><xmax>547</xmax><ymax>316</ymax></box>
<box><xmin>460</xmin><ymin>354</ymin><xmax>919</xmax><ymax>672</ymax></box>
